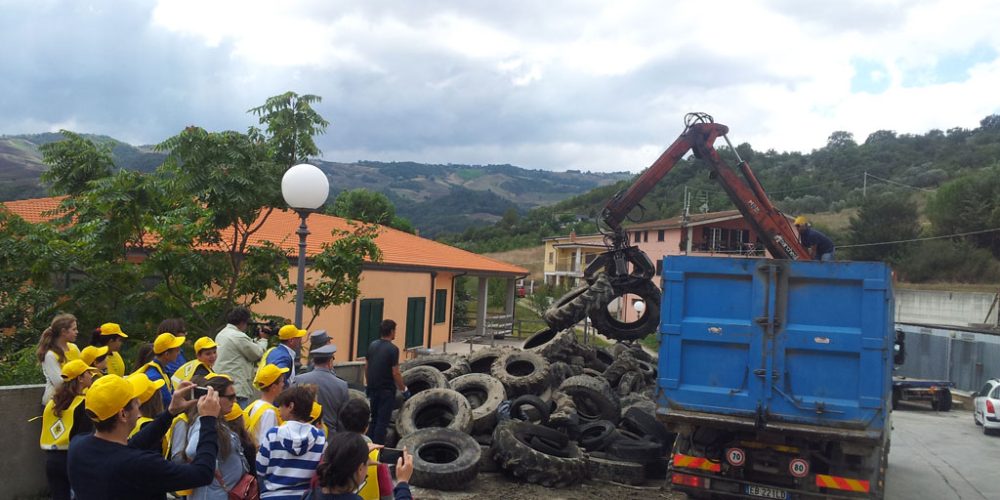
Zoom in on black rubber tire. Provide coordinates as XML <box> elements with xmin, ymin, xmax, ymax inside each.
<box><xmin>449</xmin><ymin>373</ymin><xmax>506</xmax><ymax>434</ymax></box>
<box><xmin>577</xmin><ymin>420</ymin><xmax>619</xmax><ymax>451</ymax></box>
<box><xmin>385</xmin><ymin>426</ymin><xmax>400</xmax><ymax>448</ymax></box>
<box><xmin>891</xmin><ymin>388</ymin><xmax>901</xmax><ymax>409</ymax></box>
<box><xmin>396</xmin><ymin>388</ymin><xmax>473</xmax><ymax>438</ymax></box>
<box><xmin>621</xmin><ymin>406</ymin><xmax>675</xmax><ymax>453</ymax></box>
<box><xmin>616</xmin><ymin>371</ymin><xmax>644</xmax><ymax>398</ymax></box>
<box><xmin>466</xmin><ymin>346</ymin><xmax>513</xmax><ymax>375</ymax></box>
<box><xmin>491</xmin><ymin>421</ymin><xmax>587</xmax><ymax>487</ymax></box>
<box><xmin>397</xmin><ymin>427</ymin><xmax>480</xmax><ymax>491</ymax></box>
<box><xmin>586</xmin><ymin>453</ymin><xmax>647</xmax><ymax>485</ymax></box>
<box><xmin>608</xmin><ymin>436</ymin><xmax>663</xmax><ymax>464</ymax></box>
<box><xmin>401</xmin><ymin>354</ymin><xmax>471</xmax><ymax>380</ymax></box>
<box><xmin>594</xmin><ymin>347</ymin><xmax>615</xmax><ymax>369</ymax></box>
<box><xmin>478</xmin><ymin>443</ymin><xmax>499</xmax><ymax>472</ymax></box>
<box><xmin>589</xmin><ymin>278</ymin><xmax>662</xmax><ymax>342</ymax></box>
<box><xmin>582</xmin><ymin>367</ymin><xmax>604</xmax><ymax>378</ymax></box>
<box><xmin>936</xmin><ymin>389</ymin><xmax>952</xmax><ymax>412</ymax></box>
<box><xmin>402</xmin><ymin>365</ymin><xmax>449</xmax><ymax>394</ymax></box>
<box><xmin>560</xmin><ymin>375</ymin><xmax>621</xmax><ymax>424</ymax></box>
<box><xmin>634</xmin><ymin>359</ymin><xmax>657</xmax><ymax>382</ymax></box>
<box><xmin>510</xmin><ymin>394</ymin><xmax>551</xmax><ymax>425</ymax></box>
<box><xmin>548</xmin><ymin>391</ymin><xmax>580</xmax><ymax>430</ymax></box>
<box><xmin>543</xmin><ymin>273</ymin><xmax>615</xmax><ymax>331</ymax></box>
<box><xmin>603</xmin><ymin>354</ymin><xmax>640</xmax><ymax>387</ymax></box>
<box><xmin>491</xmin><ymin>350</ymin><xmax>551</xmax><ymax>398</ymax></box>
<box><xmin>521</xmin><ymin>327</ymin><xmax>576</xmax><ymax>361</ymax></box>
<box><xmin>548</xmin><ymin>361</ymin><xmax>575</xmax><ymax>386</ymax></box>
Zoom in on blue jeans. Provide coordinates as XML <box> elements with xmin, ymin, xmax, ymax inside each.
<box><xmin>366</xmin><ymin>388</ymin><xmax>396</xmax><ymax>445</ymax></box>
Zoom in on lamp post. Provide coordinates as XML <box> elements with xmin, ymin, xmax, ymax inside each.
<box><xmin>281</xmin><ymin>163</ymin><xmax>330</xmax><ymax>331</ymax></box>
<box><xmin>633</xmin><ymin>300</ymin><xmax>645</xmax><ymax>322</ymax></box>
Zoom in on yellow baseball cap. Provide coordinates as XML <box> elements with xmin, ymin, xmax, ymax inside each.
<box><xmin>206</xmin><ymin>373</ymin><xmax>231</xmax><ymax>381</ymax></box>
<box><xmin>225</xmin><ymin>402</ymin><xmax>244</xmax><ymax>422</ymax></box>
<box><xmin>193</xmin><ymin>336</ymin><xmax>218</xmax><ymax>353</ymax></box>
<box><xmin>253</xmin><ymin>364</ymin><xmax>289</xmax><ymax>389</ymax></box>
<box><xmin>100</xmin><ymin>322</ymin><xmax>129</xmax><ymax>338</ymax></box>
<box><xmin>278</xmin><ymin>324</ymin><xmax>307</xmax><ymax>340</ymax></box>
<box><xmin>85</xmin><ymin>374</ymin><xmax>146</xmax><ymax>421</ymax></box>
<box><xmin>128</xmin><ymin>373</ymin><xmax>166</xmax><ymax>404</ymax></box>
<box><xmin>153</xmin><ymin>333</ymin><xmax>186</xmax><ymax>354</ymax></box>
<box><xmin>310</xmin><ymin>401</ymin><xmax>323</xmax><ymax>422</ymax></box>
<box><xmin>61</xmin><ymin>359</ymin><xmax>98</xmax><ymax>381</ymax></box>
<box><xmin>80</xmin><ymin>345</ymin><xmax>110</xmax><ymax>366</ymax></box>
<box><xmin>794</xmin><ymin>216</ymin><xmax>808</xmax><ymax>226</ymax></box>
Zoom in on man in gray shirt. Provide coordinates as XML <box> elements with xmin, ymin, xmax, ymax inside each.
<box><xmin>293</xmin><ymin>342</ymin><xmax>348</xmax><ymax>431</ymax></box>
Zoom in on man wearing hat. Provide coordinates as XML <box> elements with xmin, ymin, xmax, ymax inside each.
<box><xmin>170</xmin><ymin>336</ymin><xmax>218</xmax><ymax>387</ymax></box>
<box><xmin>293</xmin><ymin>341</ymin><xmax>348</xmax><ymax>432</ymax></box>
<box><xmin>67</xmin><ymin>376</ymin><xmax>221</xmax><ymax>499</ymax></box>
<box><xmin>261</xmin><ymin>324</ymin><xmax>306</xmax><ymax>384</ymax></box>
<box><xmin>136</xmin><ymin>333</ymin><xmax>185</xmax><ymax>407</ymax></box>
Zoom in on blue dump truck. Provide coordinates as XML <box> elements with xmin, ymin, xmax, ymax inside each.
<box><xmin>657</xmin><ymin>256</ymin><xmax>893</xmax><ymax>499</ymax></box>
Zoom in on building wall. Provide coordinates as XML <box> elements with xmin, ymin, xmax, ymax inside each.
<box><xmin>0</xmin><ymin>385</ymin><xmax>49</xmax><ymax>499</ymax></box>
<box><xmin>254</xmin><ymin>267</ymin><xmax>456</xmax><ymax>364</ymax></box>
<box><xmin>543</xmin><ymin>240</ymin><xmax>557</xmax><ymax>275</ymax></box>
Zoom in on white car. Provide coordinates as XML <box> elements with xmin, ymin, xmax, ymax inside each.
<box><xmin>974</xmin><ymin>379</ymin><xmax>1000</xmax><ymax>435</ymax></box>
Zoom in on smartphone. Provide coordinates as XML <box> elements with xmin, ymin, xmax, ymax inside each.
<box><xmin>193</xmin><ymin>386</ymin><xmax>209</xmax><ymax>399</ymax></box>
<box><xmin>377</xmin><ymin>448</ymin><xmax>404</xmax><ymax>465</ymax></box>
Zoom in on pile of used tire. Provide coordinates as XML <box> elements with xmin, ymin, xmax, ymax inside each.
<box><xmin>377</xmin><ymin>326</ymin><xmax>674</xmax><ymax>490</ymax></box>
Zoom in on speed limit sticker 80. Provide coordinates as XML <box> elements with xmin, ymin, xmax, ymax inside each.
<box><xmin>789</xmin><ymin>458</ymin><xmax>809</xmax><ymax>478</ymax></box>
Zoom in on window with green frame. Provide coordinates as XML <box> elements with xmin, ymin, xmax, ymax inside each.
<box><xmin>356</xmin><ymin>298</ymin><xmax>384</xmax><ymax>358</ymax></box>
<box><xmin>405</xmin><ymin>297</ymin><xmax>426</xmax><ymax>348</ymax></box>
<box><xmin>434</xmin><ymin>289</ymin><xmax>448</xmax><ymax>324</ymax></box>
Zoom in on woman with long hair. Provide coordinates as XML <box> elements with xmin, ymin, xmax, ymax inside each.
<box><xmin>223</xmin><ymin>400</ymin><xmax>258</xmax><ymax>478</ymax></box>
<box><xmin>306</xmin><ymin>432</ymin><xmax>414</xmax><ymax>500</ymax></box>
<box><xmin>89</xmin><ymin>322</ymin><xmax>128</xmax><ymax>376</ymax></box>
<box><xmin>132</xmin><ymin>342</ymin><xmax>156</xmax><ymax>374</ymax></box>
<box><xmin>39</xmin><ymin>359</ymin><xmax>96</xmax><ymax>500</ymax></box>
<box><xmin>185</xmin><ymin>374</ymin><xmax>249</xmax><ymax>499</ymax></box>
<box><xmin>36</xmin><ymin>313</ymin><xmax>81</xmax><ymax>405</ymax></box>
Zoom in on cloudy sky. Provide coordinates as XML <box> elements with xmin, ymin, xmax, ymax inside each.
<box><xmin>2</xmin><ymin>0</ymin><xmax>999</xmax><ymax>172</ymax></box>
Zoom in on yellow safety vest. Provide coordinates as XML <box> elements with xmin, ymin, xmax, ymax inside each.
<box><xmin>171</xmin><ymin>359</ymin><xmax>212</xmax><ymax>387</ymax></box>
<box><xmin>65</xmin><ymin>343</ymin><xmax>80</xmax><ymax>363</ymax></box>
<box><xmin>136</xmin><ymin>361</ymin><xmax>174</xmax><ymax>393</ymax></box>
<box><xmin>106</xmin><ymin>351</ymin><xmax>126</xmax><ymax>377</ymax></box>
<box><xmin>244</xmin><ymin>400</ymin><xmax>282</xmax><ymax>438</ymax></box>
<box><xmin>258</xmin><ymin>347</ymin><xmax>278</xmax><ymax>370</ymax></box>
<box><xmin>129</xmin><ymin>416</ymin><xmax>154</xmax><ymax>438</ymax></box>
<box><xmin>357</xmin><ymin>449</ymin><xmax>381</xmax><ymax>500</ymax></box>
<box><xmin>40</xmin><ymin>395</ymin><xmax>85</xmax><ymax>450</ymax></box>
<box><xmin>165</xmin><ymin>413</ymin><xmax>194</xmax><ymax>496</ymax></box>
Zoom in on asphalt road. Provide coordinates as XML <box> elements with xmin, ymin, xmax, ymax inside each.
<box><xmin>886</xmin><ymin>401</ymin><xmax>1000</xmax><ymax>499</ymax></box>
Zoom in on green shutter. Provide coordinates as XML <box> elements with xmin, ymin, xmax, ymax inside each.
<box><xmin>434</xmin><ymin>289</ymin><xmax>448</xmax><ymax>324</ymax></box>
<box><xmin>406</xmin><ymin>297</ymin><xmax>426</xmax><ymax>348</ymax></box>
<box><xmin>357</xmin><ymin>298</ymin><xmax>384</xmax><ymax>358</ymax></box>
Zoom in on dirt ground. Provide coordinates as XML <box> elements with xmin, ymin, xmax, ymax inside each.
<box><xmin>409</xmin><ymin>472</ymin><xmax>686</xmax><ymax>500</ymax></box>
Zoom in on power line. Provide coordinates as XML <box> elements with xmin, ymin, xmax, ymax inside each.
<box><xmin>864</xmin><ymin>172</ymin><xmax>935</xmax><ymax>193</ymax></box>
<box><xmin>838</xmin><ymin>227</ymin><xmax>1000</xmax><ymax>248</ymax></box>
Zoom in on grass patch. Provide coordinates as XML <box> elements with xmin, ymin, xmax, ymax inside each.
<box><xmin>575</xmin><ymin>329</ymin><xmax>610</xmax><ymax>348</ymax></box>
<box><xmin>639</xmin><ymin>333</ymin><xmax>659</xmax><ymax>351</ymax></box>
<box><xmin>457</xmin><ymin>168</ymin><xmax>485</xmax><ymax>181</ymax></box>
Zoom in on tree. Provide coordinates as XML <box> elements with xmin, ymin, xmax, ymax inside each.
<box><xmin>39</xmin><ymin>131</ymin><xmax>114</xmax><ymax>195</ymax></box>
<box><xmin>926</xmin><ymin>166</ymin><xmax>1000</xmax><ymax>257</ymax></box>
<box><xmin>330</xmin><ymin>188</ymin><xmax>415</xmax><ymax>233</ymax></box>
<box><xmin>827</xmin><ymin>131</ymin><xmax>857</xmax><ymax>148</ymax></box>
<box><xmin>248</xmin><ymin>92</ymin><xmax>330</xmax><ymax>166</ymax></box>
<box><xmin>845</xmin><ymin>194</ymin><xmax>922</xmax><ymax>263</ymax></box>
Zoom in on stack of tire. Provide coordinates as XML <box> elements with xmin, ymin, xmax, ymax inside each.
<box><xmin>383</xmin><ymin>325</ymin><xmax>674</xmax><ymax>490</ymax></box>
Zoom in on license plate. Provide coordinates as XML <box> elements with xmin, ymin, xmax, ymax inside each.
<box><xmin>745</xmin><ymin>484</ymin><xmax>789</xmax><ymax>499</ymax></box>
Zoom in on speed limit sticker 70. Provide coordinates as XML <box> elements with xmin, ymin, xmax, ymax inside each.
<box><xmin>725</xmin><ymin>448</ymin><xmax>745</xmax><ymax>467</ymax></box>
<box><xmin>789</xmin><ymin>458</ymin><xmax>809</xmax><ymax>478</ymax></box>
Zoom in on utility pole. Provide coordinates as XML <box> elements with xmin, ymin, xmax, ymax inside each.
<box><xmin>863</xmin><ymin>171</ymin><xmax>867</xmax><ymax>198</ymax></box>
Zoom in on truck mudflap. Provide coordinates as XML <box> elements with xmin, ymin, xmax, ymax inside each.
<box><xmin>671</xmin><ymin>462</ymin><xmax>876</xmax><ymax>499</ymax></box>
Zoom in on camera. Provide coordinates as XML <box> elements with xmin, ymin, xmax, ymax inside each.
<box><xmin>248</xmin><ymin>319</ymin><xmax>279</xmax><ymax>338</ymax></box>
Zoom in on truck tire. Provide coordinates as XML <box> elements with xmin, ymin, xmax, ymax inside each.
<box><xmin>560</xmin><ymin>375</ymin><xmax>621</xmax><ymax>424</ymax></box>
<box><xmin>634</xmin><ymin>359</ymin><xmax>657</xmax><ymax>382</ymax></box>
<box><xmin>608</xmin><ymin>436</ymin><xmax>662</xmax><ymax>464</ymax></box>
<box><xmin>510</xmin><ymin>394</ymin><xmax>551</xmax><ymax>425</ymax></box>
<box><xmin>622</xmin><ymin>406</ymin><xmax>676</xmax><ymax>453</ymax></box>
<box><xmin>466</xmin><ymin>346</ymin><xmax>513</xmax><ymax>374</ymax></box>
<box><xmin>891</xmin><ymin>387</ymin><xmax>901</xmax><ymax>409</ymax></box>
<box><xmin>589</xmin><ymin>279</ymin><xmax>661</xmax><ymax>341</ymax></box>
<box><xmin>548</xmin><ymin>361</ymin><xmax>576</xmax><ymax>386</ymax></box>
<box><xmin>577</xmin><ymin>420</ymin><xmax>619</xmax><ymax>451</ymax></box>
<box><xmin>548</xmin><ymin>391</ymin><xmax>580</xmax><ymax>431</ymax></box>
<box><xmin>933</xmin><ymin>389</ymin><xmax>952</xmax><ymax>412</ymax></box>
<box><xmin>491</xmin><ymin>421</ymin><xmax>587</xmax><ymax>487</ymax></box>
<box><xmin>492</xmin><ymin>350</ymin><xmax>551</xmax><ymax>398</ymax></box>
<box><xmin>616</xmin><ymin>371</ymin><xmax>644</xmax><ymax>397</ymax></box>
<box><xmin>449</xmin><ymin>373</ymin><xmax>506</xmax><ymax>434</ymax></box>
<box><xmin>521</xmin><ymin>327</ymin><xmax>576</xmax><ymax>361</ymax></box>
<box><xmin>586</xmin><ymin>453</ymin><xmax>647</xmax><ymax>485</ymax></box>
<box><xmin>397</xmin><ymin>427</ymin><xmax>480</xmax><ymax>491</ymax></box>
<box><xmin>603</xmin><ymin>354</ymin><xmax>640</xmax><ymax>387</ymax></box>
<box><xmin>396</xmin><ymin>388</ymin><xmax>473</xmax><ymax>438</ymax></box>
<box><xmin>543</xmin><ymin>273</ymin><xmax>615</xmax><ymax>331</ymax></box>
<box><xmin>401</xmin><ymin>354</ymin><xmax>471</xmax><ymax>380</ymax></box>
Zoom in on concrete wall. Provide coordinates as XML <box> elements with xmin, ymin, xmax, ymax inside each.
<box><xmin>0</xmin><ymin>385</ymin><xmax>49</xmax><ymax>499</ymax></box>
<box><xmin>895</xmin><ymin>289</ymin><xmax>1000</xmax><ymax>327</ymax></box>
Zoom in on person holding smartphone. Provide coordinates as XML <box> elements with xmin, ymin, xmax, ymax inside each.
<box><xmin>304</xmin><ymin>432</ymin><xmax>413</xmax><ymax>500</ymax></box>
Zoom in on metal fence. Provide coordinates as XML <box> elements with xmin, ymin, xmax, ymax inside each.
<box><xmin>895</xmin><ymin>323</ymin><xmax>1000</xmax><ymax>392</ymax></box>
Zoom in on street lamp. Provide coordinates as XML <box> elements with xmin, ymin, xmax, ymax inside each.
<box><xmin>281</xmin><ymin>163</ymin><xmax>330</xmax><ymax>331</ymax></box>
<box><xmin>634</xmin><ymin>300</ymin><xmax>646</xmax><ymax>321</ymax></box>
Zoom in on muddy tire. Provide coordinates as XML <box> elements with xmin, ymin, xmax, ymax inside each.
<box><xmin>492</xmin><ymin>350</ymin><xmax>551</xmax><ymax>398</ymax></box>
<box><xmin>396</xmin><ymin>388</ymin><xmax>473</xmax><ymax>438</ymax></box>
<box><xmin>586</xmin><ymin>452</ymin><xmax>647</xmax><ymax>485</ymax></box>
<box><xmin>466</xmin><ymin>346</ymin><xmax>514</xmax><ymax>375</ymax></box>
<box><xmin>608</xmin><ymin>436</ymin><xmax>663</xmax><ymax>464</ymax></box>
<box><xmin>548</xmin><ymin>361</ymin><xmax>575</xmax><ymax>386</ymax></box>
<box><xmin>478</xmin><ymin>443</ymin><xmax>499</xmax><ymax>472</ymax></box>
<box><xmin>491</xmin><ymin>421</ymin><xmax>587</xmax><ymax>487</ymax></box>
<box><xmin>548</xmin><ymin>391</ymin><xmax>580</xmax><ymax>430</ymax></box>
<box><xmin>449</xmin><ymin>373</ymin><xmax>506</xmax><ymax>434</ymax></box>
<box><xmin>521</xmin><ymin>327</ymin><xmax>576</xmax><ymax>361</ymax></box>
<box><xmin>603</xmin><ymin>354</ymin><xmax>640</xmax><ymax>387</ymax></box>
<box><xmin>401</xmin><ymin>365</ymin><xmax>449</xmax><ymax>397</ymax></box>
<box><xmin>543</xmin><ymin>273</ymin><xmax>615</xmax><ymax>331</ymax></box>
<box><xmin>398</xmin><ymin>427</ymin><xmax>480</xmax><ymax>490</ymax></box>
<box><xmin>616</xmin><ymin>371</ymin><xmax>644</xmax><ymax>398</ymax></box>
<box><xmin>589</xmin><ymin>279</ymin><xmax>661</xmax><ymax>341</ymax></box>
<box><xmin>635</xmin><ymin>359</ymin><xmax>657</xmax><ymax>382</ymax></box>
<box><xmin>510</xmin><ymin>394</ymin><xmax>551</xmax><ymax>425</ymax></box>
<box><xmin>401</xmin><ymin>354</ymin><xmax>471</xmax><ymax>380</ymax></box>
<box><xmin>577</xmin><ymin>420</ymin><xmax>619</xmax><ymax>451</ymax></box>
<box><xmin>560</xmin><ymin>375</ymin><xmax>620</xmax><ymax>424</ymax></box>
<box><xmin>621</xmin><ymin>406</ymin><xmax>675</xmax><ymax>453</ymax></box>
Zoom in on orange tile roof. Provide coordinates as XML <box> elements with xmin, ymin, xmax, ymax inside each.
<box><xmin>2</xmin><ymin>196</ymin><xmax>528</xmax><ymax>276</ymax></box>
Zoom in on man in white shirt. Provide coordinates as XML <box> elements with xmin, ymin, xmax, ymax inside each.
<box><xmin>213</xmin><ymin>307</ymin><xmax>269</xmax><ymax>407</ymax></box>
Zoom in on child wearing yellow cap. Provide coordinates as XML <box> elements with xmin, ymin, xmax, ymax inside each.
<box><xmin>40</xmin><ymin>359</ymin><xmax>97</xmax><ymax>500</ymax></box>
<box><xmin>170</xmin><ymin>336</ymin><xmax>218</xmax><ymax>387</ymax></box>
<box><xmin>244</xmin><ymin>363</ymin><xmax>288</xmax><ymax>445</ymax></box>
<box><xmin>90</xmin><ymin>322</ymin><xmax>129</xmax><ymax>377</ymax></box>
<box><xmin>80</xmin><ymin>345</ymin><xmax>110</xmax><ymax>378</ymax></box>
<box><xmin>134</xmin><ymin>332</ymin><xmax>185</xmax><ymax>407</ymax></box>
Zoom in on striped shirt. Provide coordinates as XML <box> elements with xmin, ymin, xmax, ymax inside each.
<box><xmin>256</xmin><ymin>420</ymin><xmax>325</xmax><ymax>499</ymax></box>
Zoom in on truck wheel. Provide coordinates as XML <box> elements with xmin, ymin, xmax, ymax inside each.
<box><xmin>936</xmin><ymin>389</ymin><xmax>952</xmax><ymax>412</ymax></box>
<box><xmin>492</xmin><ymin>350</ymin><xmax>551</xmax><ymax>398</ymax></box>
<box><xmin>891</xmin><ymin>388</ymin><xmax>901</xmax><ymax>409</ymax></box>
<box><xmin>397</xmin><ymin>427</ymin><xmax>481</xmax><ymax>491</ymax></box>
<box><xmin>401</xmin><ymin>354</ymin><xmax>471</xmax><ymax>380</ymax></box>
<box><xmin>449</xmin><ymin>373</ymin><xmax>506</xmax><ymax>434</ymax></box>
<box><xmin>397</xmin><ymin>388</ymin><xmax>473</xmax><ymax>438</ymax></box>
<box><xmin>559</xmin><ymin>375</ymin><xmax>621</xmax><ymax>424</ymax></box>
<box><xmin>491</xmin><ymin>421</ymin><xmax>587</xmax><ymax>487</ymax></box>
